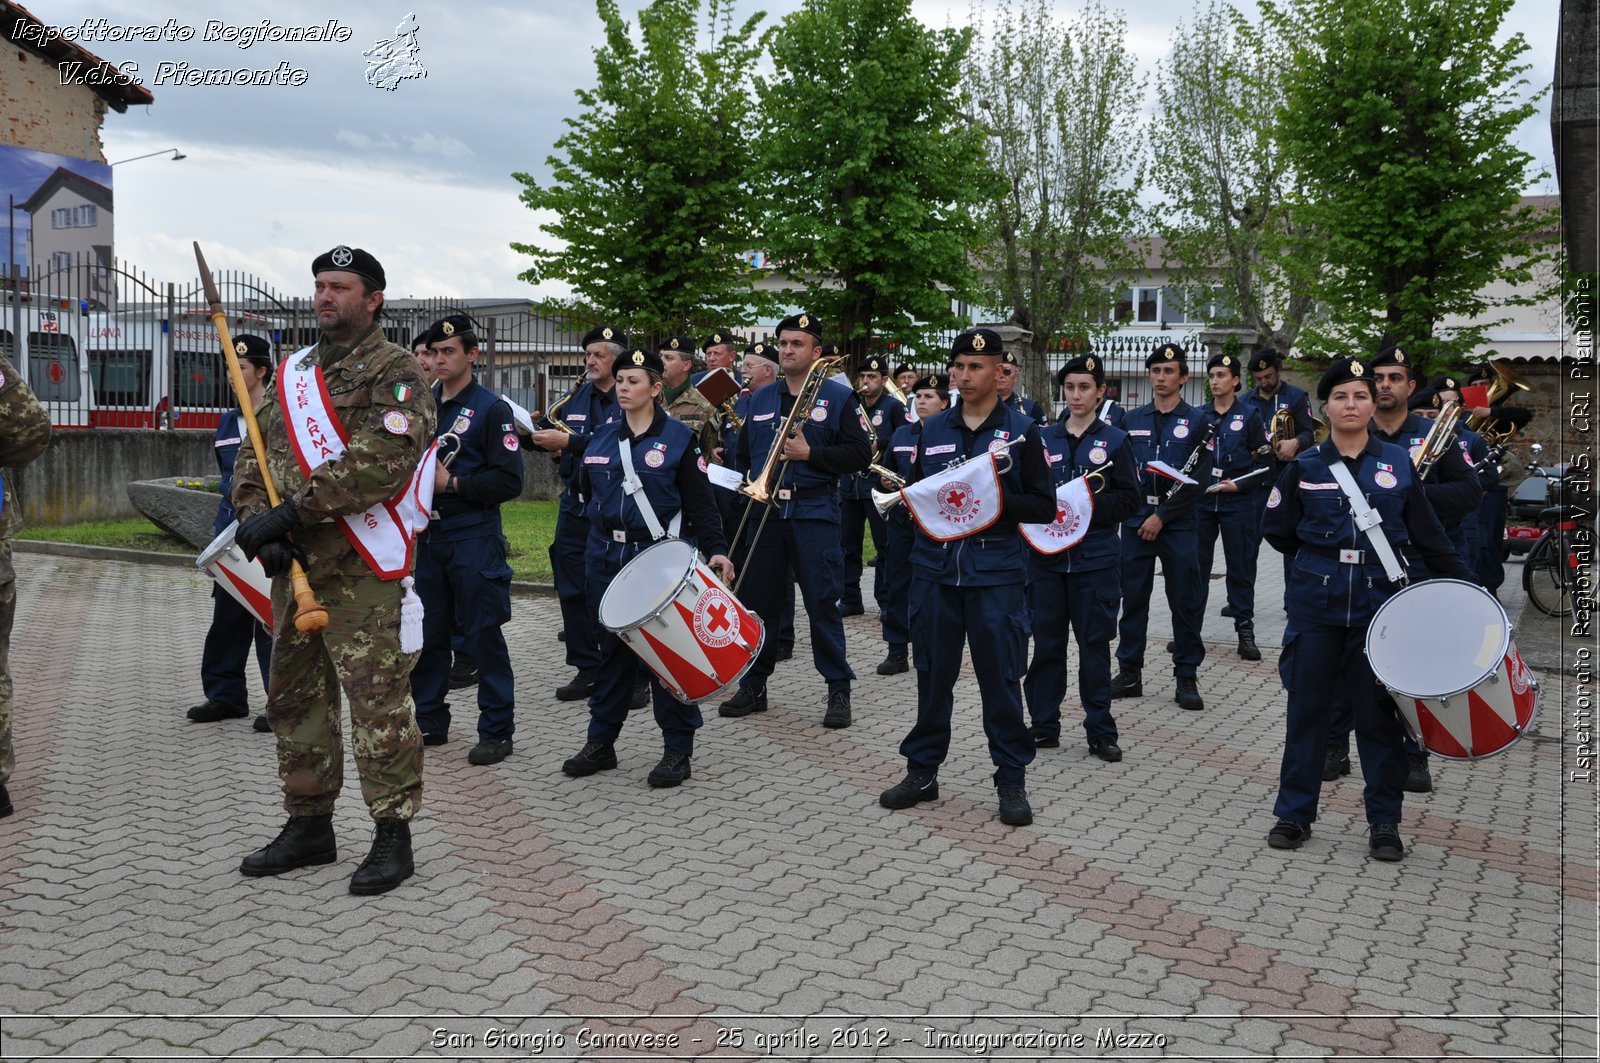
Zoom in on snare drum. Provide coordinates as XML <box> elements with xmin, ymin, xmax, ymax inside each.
<box><xmin>196</xmin><ymin>521</ymin><xmax>275</xmax><ymax>631</ymax></box>
<box><xmin>597</xmin><ymin>539</ymin><xmax>764</xmax><ymax>704</ymax></box>
<box><xmin>1365</xmin><ymin>578</ymin><xmax>1538</xmax><ymax>760</ymax></box>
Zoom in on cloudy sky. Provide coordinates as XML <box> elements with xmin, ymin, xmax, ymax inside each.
<box><xmin>27</xmin><ymin>0</ymin><xmax>1562</xmax><ymax>302</ymax></box>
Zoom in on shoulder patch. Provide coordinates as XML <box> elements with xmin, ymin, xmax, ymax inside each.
<box><xmin>382</xmin><ymin>410</ymin><xmax>410</xmax><ymax>435</ymax></box>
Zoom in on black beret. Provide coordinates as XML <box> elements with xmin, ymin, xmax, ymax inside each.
<box><xmin>428</xmin><ymin>314</ymin><xmax>478</xmax><ymax>345</ymax></box>
<box><xmin>776</xmin><ymin>312</ymin><xmax>822</xmax><ymax>339</ymax></box>
<box><xmin>1409</xmin><ymin>384</ymin><xmax>1439</xmax><ymax>410</ymax></box>
<box><xmin>1317</xmin><ymin>356</ymin><xmax>1375</xmax><ymax>401</ymax></box>
<box><xmin>311</xmin><ymin>245</ymin><xmax>385</xmax><ymax>290</ymax></box>
<box><xmin>1248</xmin><ymin>347</ymin><xmax>1281</xmax><ymax>373</ymax></box>
<box><xmin>743</xmin><ymin>341</ymin><xmax>779</xmax><ymax>363</ymax></box>
<box><xmin>613</xmin><ymin>347</ymin><xmax>664</xmax><ymax>376</ymax></box>
<box><xmin>1206</xmin><ymin>352</ymin><xmax>1242</xmax><ymax>374</ymax></box>
<box><xmin>819</xmin><ymin>343</ymin><xmax>842</xmax><ymax>360</ymax></box>
<box><xmin>1433</xmin><ymin>373</ymin><xmax>1462</xmax><ymax>394</ymax></box>
<box><xmin>893</xmin><ymin>363</ymin><xmax>915</xmax><ymax>378</ymax></box>
<box><xmin>1001</xmin><ymin>348</ymin><xmax>1020</xmax><ymax>367</ymax></box>
<box><xmin>1368</xmin><ymin>344</ymin><xmax>1419</xmax><ymax>378</ymax></box>
<box><xmin>703</xmin><ymin>329</ymin><xmax>740</xmax><ymax>349</ymax></box>
<box><xmin>409</xmin><ymin>331</ymin><xmax>431</xmax><ymax>350</ymax></box>
<box><xmin>913</xmin><ymin>372</ymin><xmax>950</xmax><ymax>394</ymax></box>
<box><xmin>859</xmin><ymin>354</ymin><xmax>889</xmax><ymax>374</ymax></box>
<box><xmin>233</xmin><ymin>334</ymin><xmax>274</xmax><ymax>368</ymax></box>
<box><xmin>580</xmin><ymin>324</ymin><xmax>627</xmax><ymax>349</ymax></box>
<box><xmin>658</xmin><ymin>335</ymin><xmax>697</xmax><ymax>356</ymax></box>
<box><xmin>951</xmin><ymin>328</ymin><xmax>1004</xmax><ymax>357</ymax></box>
<box><xmin>1057</xmin><ymin>354</ymin><xmax>1105</xmax><ymax>387</ymax></box>
<box><xmin>1146</xmin><ymin>342</ymin><xmax>1186</xmax><ymax>368</ymax></box>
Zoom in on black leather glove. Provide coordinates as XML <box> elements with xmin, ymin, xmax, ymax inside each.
<box><xmin>235</xmin><ymin>500</ymin><xmax>303</xmax><ymax>559</ymax></box>
<box><xmin>256</xmin><ymin>539</ymin><xmax>308</xmax><ymax>579</ymax></box>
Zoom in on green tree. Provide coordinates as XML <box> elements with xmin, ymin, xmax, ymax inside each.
<box><xmin>511</xmin><ymin>0</ymin><xmax>772</xmax><ymax>329</ymax></box>
<box><xmin>1264</xmin><ymin>0</ymin><xmax>1553</xmax><ymax>372</ymax></box>
<box><xmin>966</xmin><ymin>0</ymin><xmax>1145</xmax><ymax>400</ymax></box>
<box><xmin>1151</xmin><ymin>1</ymin><xmax>1316</xmax><ymax>357</ymax></box>
<box><xmin>757</xmin><ymin>0</ymin><xmax>994</xmax><ymax>357</ymax></box>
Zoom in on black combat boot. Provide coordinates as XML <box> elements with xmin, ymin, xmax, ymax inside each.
<box><xmin>1110</xmin><ymin>669</ymin><xmax>1143</xmax><ymax>699</ymax></box>
<box><xmin>240</xmin><ymin>815</ymin><xmax>337</xmax><ymax>877</ymax></box>
<box><xmin>1236</xmin><ymin>625</ymin><xmax>1261</xmax><ymax>661</ymax></box>
<box><xmin>349</xmin><ymin>820</ymin><xmax>414</xmax><ymax>895</ymax></box>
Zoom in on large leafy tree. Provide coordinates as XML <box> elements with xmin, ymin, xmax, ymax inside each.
<box><xmin>511</xmin><ymin>0</ymin><xmax>771</xmax><ymax>328</ymax></box>
<box><xmin>1264</xmin><ymin>0</ymin><xmax>1552</xmax><ymax>371</ymax></box>
<box><xmin>966</xmin><ymin>0</ymin><xmax>1145</xmax><ymax>400</ymax></box>
<box><xmin>757</xmin><ymin>0</ymin><xmax>993</xmax><ymax>357</ymax></box>
<box><xmin>1151</xmin><ymin>2</ymin><xmax>1316</xmax><ymax>356</ymax></box>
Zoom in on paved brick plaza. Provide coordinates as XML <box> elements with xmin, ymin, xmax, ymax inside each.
<box><xmin>0</xmin><ymin>552</ymin><xmax>1594</xmax><ymax>1060</ymax></box>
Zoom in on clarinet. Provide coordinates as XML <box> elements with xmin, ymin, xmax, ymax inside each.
<box><xmin>1162</xmin><ymin>415</ymin><xmax>1220</xmax><ymax>504</ymax></box>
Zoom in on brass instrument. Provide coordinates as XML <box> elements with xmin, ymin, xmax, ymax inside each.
<box><xmin>530</xmin><ymin>377</ymin><xmax>582</xmax><ymax>435</ymax></box>
<box><xmin>1414</xmin><ymin>398</ymin><xmax>1462</xmax><ymax>480</ymax></box>
<box><xmin>1256</xmin><ymin>406</ymin><xmax>1328</xmax><ymax>457</ymax></box>
<box><xmin>870</xmin><ymin>462</ymin><xmax>905</xmax><ymax>488</ymax></box>
<box><xmin>1466</xmin><ymin>360</ymin><xmax>1531</xmax><ymax>446</ymax></box>
<box><xmin>870</xmin><ymin>435</ymin><xmax>1028</xmax><ymax>519</ymax></box>
<box><xmin>739</xmin><ymin>356</ymin><xmax>844</xmax><ymax>506</ymax></box>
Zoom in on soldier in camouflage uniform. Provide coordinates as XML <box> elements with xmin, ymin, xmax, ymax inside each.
<box><xmin>658</xmin><ymin>335</ymin><xmax>721</xmax><ymax>457</ymax></box>
<box><xmin>0</xmin><ymin>351</ymin><xmax>51</xmax><ymax>819</ymax></box>
<box><xmin>232</xmin><ymin>246</ymin><xmax>435</xmax><ymax>895</ymax></box>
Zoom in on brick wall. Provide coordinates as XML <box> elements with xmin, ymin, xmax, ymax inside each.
<box><xmin>0</xmin><ymin>45</ymin><xmax>107</xmax><ymax>160</ymax></box>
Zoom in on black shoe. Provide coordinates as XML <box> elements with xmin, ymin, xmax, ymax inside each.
<box><xmin>1237</xmin><ymin>626</ymin><xmax>1261</xmax><ymax>661</ymax></box>
<box><xmin>1267</xmin><ymin>820</ymin><xmax>1311</xmax><ymax>849</ymax></box>
<box><xmin>718</xmin><ymin>686</ymin><xmax>767</xmax><ymax>718</ymax></box>
<box><xmin>448</xmin><ymin>662</ymin><xmax>480</xmax><ymax>690</ymax></box>
<box><xmin>1369</xmin><ymin>823</ymin><xmax>1405</xmax><ymax>862</ymax></box>
<box><xmin>839</xmin><ymin>597</ymin><xmax>865</xmax><ymax>617</ymax></box>
<box><xmin>647</xmin><ymin>752</ymin><xmax>692</xmax><ymax>788</ymax></box>
<box><xmin>0</xmin><ymin>783</ymin><xmax>12</xmax><ymax>818</ymax></box>
<box><xmin>558</xmin><ymin>629</ymin><xmax>566</xmax><ymax>643</ymax></box>
<box><xmin>562</xmin><ymin>741</ymin><xmax>618</xmax><ymax>777</ymax></box>
<box><xmin>252</xmin><ymin>714</ymin><xmax>271</xmax><ymax>733</ymax></box>
<box><xmin>1031</xmin><ymin>729</ymin><xmax>1060</xmax><ymax>749</ymax></box>
<box><xmin>1110</xmin><ymin>670</ymin><xmax>1143</xmax><ymax>699</ymax></box>
<box><xmin>1175</xmin><ymin>676</ymin><xmax>1204</xmax><ymax>711</ymax></box>
<box><xmin>1221</xmin><ymin>604</ymin><xmax>1235</xmax><ymax>618</ymax></box>
<box><xmin>187</xmin><ymin>699</ymin><xmax>248</xmax><ymax>722</ymax></box>
<box><xmin>240</xmin><ymin>815</ymin><xmax>337</xmax><ymax>877</ymax></box>
<box><xmin>823</xmin><ymin>689</ymin><xmax>852</xmax><ymax>729</ymax></box>
<box><xmin>467</xmin><ymin>737</ymin><xmax>513</xmax><ymax>765</ymax></box>
<box><xmin>1404</xmin><ymin>754</ymin><xmax>1433</xmax><ymax>793</ymax></box>
<box><xmin>776</xmin><ymin>643</ymin><xmax>794</xmax><ymax>661</ymax></box>
<box><xmin>349</xmin><ymin>820</ymin><xmax>414</xmax><ymax>895</ymax></box>
<box><xmin>1165</xmin><ymin>640</ymin><xmax>1176</xmax><ymax>654</ymax></box>
<box><xmin>879</xmin><ymin>773</ymin><xmax>939</xmax><ymax>809</ymax></box>
<box><xmin>421</xmin><ymin>732</ymin><xmax>448</xmax><ymax>747</ymax></box>
<box><xmin>1322</xmin><ymin>749</ymin><xmax>1351</xmax><ymax>781</ymax></box>
<box><xmin>997</xmin><ymin>786</ymin><xmax>1033</xmax><ymax>826</ymax></box>
<box><xmin>630</xmin><ymin>678</ymin><xmax>650</xmax><ymax>711</ymax></box>
<box><xmin>1088</xmin><ymin>738</ymin><xmax>1123</xmax><ymax>763</ymax></box>
<box><xmin>876</xmin><ymin>652</ymin><xmax>909</xmax><ymax>675</ymax></box>
<box><xmin>556</xmin><ymin>670</ymin><xmax>598</xmax><ymax>701</ymax></box>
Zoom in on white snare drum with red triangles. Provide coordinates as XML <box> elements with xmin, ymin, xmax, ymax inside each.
<box><xmin>597</xmin><ymin>538</ymin><xmax>764</xmax><ymax>704</ymax></box>
<box><xmin>1365</xmin><ymin>578</ymin><xmax>1538</xmax><ymax>760</ymax></box>
<box><xmin>196</xmin><ymin>521</ymin><xmax>274</xmax><ymax>631</ymax></box>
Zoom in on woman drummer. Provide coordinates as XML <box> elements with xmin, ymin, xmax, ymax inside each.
<box><xmin>1261</xmin><ymin>356</ymin><xmax>1471</xmax><ymax>861</ymax></box>
<box><xmin>560</xmin><ymin>347</ymin><xmax>734</xmax><ymax>788</ymax></box>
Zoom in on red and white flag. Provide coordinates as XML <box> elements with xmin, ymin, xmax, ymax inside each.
<box><xmin>901</xmin><ymin>451</ymin><xmax>1004</xmax><ymax>542</ymax></box>
<box><xmin>1020</xmin><ymin>475</ymin><xmax>1095</xmax><ymax>555</ymax></box>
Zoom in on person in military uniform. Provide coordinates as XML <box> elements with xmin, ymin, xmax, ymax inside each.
<box><xmin>996</xmin><ymin>349</ymin><xmax>1046</xmax><ymax>423</ymax></box>
<box><xmin>1262</xmin><ymin>357</ymin><xmax>1472</xmax><ymax>861</ymax></box>
<box><xmin>231</xmin><ymin>246</ymin><xmax>435</xmax><ymax>894</ymax></box>
<box><xmin>1241</xmin><ymin>348</ymin><xmax>1317</xmax><ymax>595</ymax></box>
<box><xmin>878</xmin><ymin>373</ymin><xmax>948</xmax><ymax>676</ymax></box>
<box><xmin>1111</xmin><ymin>343</ymin><xmax>1212</xmax><ymax>711</ymax></box>
<box><xmin>879</xmin><ymin>328</ymin><xmax>1056</xmax><ymax>825</ymax></box>
<box><xmin>531</xmin><ymin>325</ymin><xmax>624</xmax><ymax>702</ymax></box>
<box><xmin>187</xmin><ymin>336</ymin><xmax>274</xmax><ymax>729</ymax></box>
<box><xmin>694</xmin><ymin>329</ymin><xmax>743</xmax><ymax>388</ymax></box>
<box><xmin>659</xmin><ymin>335</ymin><xmax>721</xmax><ymax>457</ymax></box>
<box><xmin>409</xmin><ymin>314</ymin><xmax>524</xmax><ymax>764</ymax></box>
<box><xmin>1022</xmin><ymin>356</ymin><xmax>1139</xmax><ymax>760</ymax></box>
<box><xmin>560</xmin><ymin>347</ymin><xmax>734</xmax><ymax>787</ymax></box>
<box><xmin>0</xmin><ymin>350</ymin><xmax>51</xmax><ymax>819</ymax></box>
<box><xmin>1195</xmin><ymin>352</ymin><xmax>1270</xmax><ymax>661</ymax></box>
<box><xmin>838</xmin><ymin>355</ymin><xmax>910</xmax><ymax>652</ymax></box>
<box><xmin>719</xmin><ymin>314</ymin><xmax>872</xmax><ymax>728</ymax></box>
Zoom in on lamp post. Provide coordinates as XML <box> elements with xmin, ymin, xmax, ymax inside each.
<box><xmin>110</xmin><ymin>148</ymin><xmax>186</xmax><ymax>166</ymax></box>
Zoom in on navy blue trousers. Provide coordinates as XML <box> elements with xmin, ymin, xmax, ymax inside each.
<box><xmin>880</xmin><ymin>510</ymin><xmax>914</xmax><ymax>653</ymax></box>
<box><xmin>1275</xmin><ymin>620</ymin><xmax>1407</xmax><ymax>825</ymax></box>
<box><xmin>1023</xmin><ymin>566</ymin><xmax>1119</xmax><ymax>743</ymax></box>
<box><xmin>740</xmin><ymin>517</ymin><xmax>853</xmax><ymax>690</ymax></box>
<box><xmin>550</xmin><ymin>507</ymin><xmax>601</xmax><ymax>672</ymax></box>
<box><xmin>200</xmin><ymin>583</ymin><xmax>272</xmax><ymax>710</ymax></box>
<box><xmin>1115</xmin><ymin>525</ymin><xmax>1205</xmax><ymax>678</ymax></box>
<box><xmin>1197</xmin><ymin>502</ymin><xmax>1258</xmax><ymax>628</ymax></box>
<box><xmin>1477</xmin><ymin>487</ymin><xmax>1508</xmax><ymax>592</ymax></box>
<box><xmin>902</xmin><ymin>579</ymin><xmax>1033</xmax><ymax>786</ymax></box>
<box><xmin>583</xmin><ymin>562</ymin><xmax>701</xmax><ymax>756</ymax></box>
<box><xmin>411</xmin><ymin>530</ymin><xmax>516</xmax><ymax>741</ymax></box>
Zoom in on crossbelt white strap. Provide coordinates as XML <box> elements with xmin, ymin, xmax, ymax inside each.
<box><xmin>1326</xmin><ymin>460</ymin><xmax>1408</xmax><ymax>584</ymax></box>
<box><xmin>617</xmin><ymin>440</ymin><xmax>681</xmax><ymax>542</ymax></box>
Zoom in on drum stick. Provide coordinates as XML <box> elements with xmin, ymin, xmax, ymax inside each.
<box><xmin>193</xmin><ymin>243</ymin><xmax>329</xmax><ymax>634</ymax></box>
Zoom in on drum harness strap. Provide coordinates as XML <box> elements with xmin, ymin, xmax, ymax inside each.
<box><xmin>617</xmin><ymin>439</ymin><xmax>682</xmax><ymax>543</ymax></box>
<box><xmin>1326</xmin><ymin>461</ymin><xmax>1408</xmax><ymax>586</ymax></box>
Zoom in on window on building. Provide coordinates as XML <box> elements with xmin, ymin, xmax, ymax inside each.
<box><xmin>1137</xmin><ymin>288</ymin><xmax>1159</xmax><ymax>323</ymax></box>
<box><xmin>50</xmin><ymin>252</ymin><xmax>73</xmax><ymax>272</ymax></box>
<box><xmin>1111</xmin><ymin>289</ymin><xmax>1134</xmax><ymax>323</ymax></box>
<box><xmin>49</xmin><ymin>205</ymin><xmax>97</xmax><ymax>229</ymax></box>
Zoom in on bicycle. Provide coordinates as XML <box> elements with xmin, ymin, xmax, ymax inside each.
<box><xmin>1519</xmin><ymin>448</ymin><xmax>1586</xmax><ymax>618</ymax></box>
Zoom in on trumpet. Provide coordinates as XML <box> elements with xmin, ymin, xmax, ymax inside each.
<box><xmin>870</xmin><ymin>435</ymin><xmax>1027</xmax><ymax>519</ymax></box>
<box><xmin>1414</xmin><ymin>398</ymin><xmax>1462</xmax><ymax>480</ymax></box>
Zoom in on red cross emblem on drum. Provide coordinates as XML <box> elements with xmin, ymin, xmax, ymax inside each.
<box><xmin>936</xmin><ymin>480</ymin><xmax>980</xmax><ymax>523</ymax></box>
<box><xmin>693</xmin><ymin>587</ymin><xmax>740</xmax><ymax>649</ymax></box>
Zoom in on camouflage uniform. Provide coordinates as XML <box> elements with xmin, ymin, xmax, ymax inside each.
<box><xmin>233</xmin><ymin>325</ymin><xmax>434</xmax><ymax>821</ymax></box>
<box><xmin>0</xmin><ymin>352</ymin><xmax>52</xmax><ymax>790</ymax></box>
<box><xmin>663</xmin><ymin>381</ymin><xmax>721</xmax><ymax>458</ymax></box>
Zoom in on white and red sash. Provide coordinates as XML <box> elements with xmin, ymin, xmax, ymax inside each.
<box><xmin>901</xmin><ymin>451</ymin><xmax>1004</xmax><ymax>542</ymax></box>
<box><xmin>278</xmin><ymin>348</ymin><xmax>435</xmax><ymax>580</ymax></box>
<box><xmin>1020</xmin><ymin>475</ymin><xmax>1095</xmax><ymax>555</ymax></box>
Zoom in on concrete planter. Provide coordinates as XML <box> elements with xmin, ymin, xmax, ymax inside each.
<box><xmin>127</xmin><ymin>477</ymin><xmax>224</xmax><ymax>550</ymax></box>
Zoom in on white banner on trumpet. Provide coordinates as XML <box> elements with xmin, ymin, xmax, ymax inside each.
<box><xmin>1020</xmin><ymin>475</ymin><xmax>1095</xmax><ymax>555</ymax></box>
<box><xmin>901</xmin><ymin>452</ymin><xmax>1004</xmax><ymax>542</ymax></box>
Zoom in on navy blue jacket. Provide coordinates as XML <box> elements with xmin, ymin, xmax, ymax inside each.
<box><xmin>1372</xmin><ymin>411</ymin><xmax>1483</xmax><ymax>528</ymax></box>
<box><xmin>548</xmin><ymin>380</ymin><xmax>621</xmax><ymax>513</ymax></box>
<box><xmin>1241</xmin><ymin>381</ymin><xmax>1316</xmax><ymax>454</ymax></box>
<box><xmin>432</xmin><ymin>377</ymin><xmax>525</xmax><ymax>538</ymax></box>
<box><xmin>213</xmin><ymin>409</ymin><xmax>246</xmax><ymax>534</ymax></box>
<box><xmin>1121</xmin><ymin>399</ymin><xmax>1214</xmax><ymax>529</ymax></box>
<box><xmin>1199</xmin><ymin>400</ymin><xmax>1269</xmax><ymax>510</ymax></box>
<box><xmin>580</xmin><ymin>408</ymin><xmax>726</xmax><ymax>558</ymax></box>
<box><xmin>734</xmin><ymin>375</ymin><xmax>872</xmax><ymax>521</ymax></box>
<box><xmin>843</xmin><ymin>391</ymin><xmax>910</xmax><ymax>499</ymax></box>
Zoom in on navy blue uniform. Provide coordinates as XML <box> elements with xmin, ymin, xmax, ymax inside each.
<box><xmin>1263</xmin><ymin>437</ymin><xmax>1471</xmax><ymax>826</ymax></box>
<box><xmin>546</xmin><ymin>381</ymin><xmax>620</xmax><ymax>674</ymax></box>
<box><xmin>1115</xmin><ymin>400</ymin><xmax>1212</xmax><ymax>678</ymax></box>
<box><xmin>1242</xmin><ymin>381</ymin><xmax>1316</xmax><ymax>588</ymax></box>
<box><xmin>1004</xmin><ymin>393</ymin><xmax>1046</xmax><ymax>424</ymax></box>
<box><xmin>579</xmin><ymin>410</ymin><xmax>727</xmax><ymax>755</ymax></box>
<box><xmin>879</xmin><ymin>420</ymin><xmax>922</xmax><ymax>661</ymax></box>
<box><xmin>839</xmin><ymin>392</ymin><xmax>910</xmax><ymax>642</ymax></box>
<box><xmin>1022</xmin><ymin>418</ymin><xmax>1139</xmax><ymax>744</ymax></box>
<box><xmin>1196</xmin><ymin>401</ymin><xmax>1269</xmax><ymax>629</ymax></box>
<box><xmin>200</xmin><ymin>409</ymin><xmax>271</xmax><ymax>711</ymax></box>
<box><xmin>723</xmin><ymin>390</ymin><xmax>795</xmax><ymax>652</ymax></box>
<box><xmin>899</xmin><ymin>404</ymin><xmax>1055</xmax><ymax>786</ymax></box>
<box><xmin>732</xmin><ymin>376</ymin><xmax>872</xmax><ymax>694</ymax></box>
<box><xmin>412</xmin><ymin>379</ymin><xmax>524</xmax><ymax>743</ymax></box>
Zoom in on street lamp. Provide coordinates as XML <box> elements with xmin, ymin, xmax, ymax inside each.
<box><xmin>110</xmin><ymin>148</ymin><xmax>186</xmax><ymax>166</ymax></box>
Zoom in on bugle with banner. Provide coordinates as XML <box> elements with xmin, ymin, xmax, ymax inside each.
<box><xmin>1020</xmin><ymin>470</ymin><xmax>1106</xmax><ymax>554</ymax></box>
<box><xmin>888</xmin><ymin>436</ymin><xmax>1026</xmax><ymax>542</ymax></box>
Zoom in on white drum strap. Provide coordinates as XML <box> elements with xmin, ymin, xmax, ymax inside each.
<box><xmin>1327</xmin><ymin>460</ymin><xmax>1408</xmax><ymax>584</ymax></box>
<box><xmin>618</xmin><ymin>439</ymin><xmax>682</xmax><ymax>542</ymax></box>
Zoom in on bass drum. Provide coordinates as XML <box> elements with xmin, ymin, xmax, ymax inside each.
<box><xmin>1365</xmin><ymin>578</ymin><xmax>1538</xmax><ymax>760</ymax></box>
